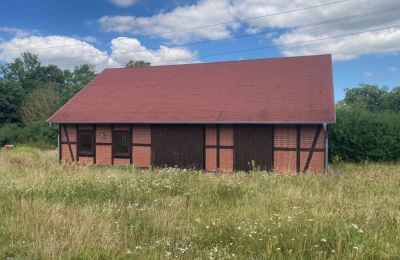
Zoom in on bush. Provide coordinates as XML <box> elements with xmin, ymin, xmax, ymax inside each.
<box><xmin>329</xmin><ymin>105</ymin><xmax>400</xmax><ymax>162</ymax></box>
<box><xmin>0</xmin><ymin>124</ymin><xmax>22</xmax><ymax>146</ymax></box>
<box><xmin>0</xmin><ymin>122</ymin><xmax>57</xmax><ymax>149</ymax></box>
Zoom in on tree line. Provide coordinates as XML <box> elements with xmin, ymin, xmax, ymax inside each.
<box><xmin>0</xmin><ymin>53</ymin><xmax>399</xmax><ymax>162</ymax></box>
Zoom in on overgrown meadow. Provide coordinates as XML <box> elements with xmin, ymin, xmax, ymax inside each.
<box><xmin>0</xmin><ymin>147</ymin><xmax>399</xmax><ymax>259</ymax></box>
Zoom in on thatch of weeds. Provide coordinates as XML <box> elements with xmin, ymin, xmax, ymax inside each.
<box><xmin>0</xmin><ymin>147</ymin><xmax>399</xmax><ymax>259</ymax></box>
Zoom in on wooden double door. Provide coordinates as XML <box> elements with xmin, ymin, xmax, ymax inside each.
<box><xmin>151</xmin><ymin>125</ymin><xmax>273</xmax><ymax>171</ymax></box>
<box><xmin>151</xmin><ymin>125</ymin><xmax>204</xmax><ymax>169</ymax></box>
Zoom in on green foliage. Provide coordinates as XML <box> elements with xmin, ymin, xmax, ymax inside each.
<box><xmin>341</xmin><ymin>84</ymin><xmax>400</xmax><ymax>113</ymax></box>
<box><xmin>0</xmin><ymin>124</ymin><xmax>21</xmax><ymax>146</ymax></box>
<box><xmin>0</xmin><ymin>80</ymin><xmax>23</xmax><ymax>124</ymax></box>
<box><xmin>125</xmin><ymin>60</ymin><xmax>151</xmax><ymax>68</ymax></box>
<box><xmin>0</xmin><ymin>52</ymin><xmax>96</xmax><ymax>126</ymax></box>
<box><xmin>1</xmin><ymin>53</ymin><xmax>43</xmax><ymax>92</ymax></box>
<box><xmin>0</xmin><ymin>122</ymin><xmax>57</xmax><ymax>149</ymax></box>
<box><xmin>20</xmin><ymin>84</ymin><xmax>63</xmax><ymax>124</ymax></box>
<box><xmin>67</xmin><ymin>64</ymin><xmax>96</xmax><ymax>86</ymax></box>
<box><xmin>0</xmin><ymin>52</ymin><xmax>96</xmax><ymax>146</ymax></box>
<box><xmin>329</xmin><ymin>104</ymin><xmax>400</xmax><ymax>162</ymax></box>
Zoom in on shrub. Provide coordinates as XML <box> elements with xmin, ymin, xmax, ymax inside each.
<box><xmin>329</xmin><ymin>105</ymin><xmax>400</xmax><ymax>162</ymax></box>
<box><xmin>0</xmin><ymin>122</ymin><xmax>57</xmax><ymax>149</ymax></box>
<box><xmin>0</xmin><ymin>124</ymin><xmax>21</xmax><ymax>146</ymax></box>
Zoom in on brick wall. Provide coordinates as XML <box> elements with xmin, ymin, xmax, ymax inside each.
<box><xmin>205</xmin><ymin>125</ymin><xmax>233</xmax><ymax>172</ymax></box>
<box><xmin>96</xmin><ymin>125</ymin><xmax>112</xmax><ymax>165</ymax></box>
<box><xmin>60</xmin><ymin>124</ymin><xmax>77</xmax><ymax>162</ymax></box>
<box><xmin>132</xmin><ymin>125</ymin><xmax>151</xmax><ymax>168</ymax></box>
<box><xmin>273</xmin><ymin>125</ymin><xmax>325</xmax><ymax>173</ymax></box>
<box><xmin>59</xmin><ymin>123</ymin><xmax>325</xmax><ymax>173</ymax></box>
<box><xmin>60</xmin><ymin>124</ymin><xmax>151</xmax><ymax>168</ymax></box>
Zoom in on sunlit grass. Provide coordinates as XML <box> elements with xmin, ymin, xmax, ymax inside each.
<box><xmin>0</xmin><ymin>147</ymin><xmax>399</xmax><ymax>259</ymax></box>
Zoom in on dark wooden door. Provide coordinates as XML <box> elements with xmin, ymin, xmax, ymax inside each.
<box><xmin>234</xmin><ymin>125</ymin><xmax>273</xmax><ymax>171</ymax></box>
<box><xmin>151</xmin><ymin>125</ymin><xmax>204</xmax><ymax>169</ymax></box>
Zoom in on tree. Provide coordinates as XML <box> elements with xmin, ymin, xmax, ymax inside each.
<box><xmin>341</xmin><ymin>84</ymin><xmax>387</xmax><ymax>113</ymax></box>
<box><xmin>62</xmin><ymin>64</ymin><xmax>96</xmax><ymax>103</ymax></box>
<box><xmin>64</xmin><ymin>64</ymin><xmax>96</xmax><ymax>86</ymax></box>
<box><xmin>1</xmin><ymin>52</ymin><xmax>42</xmax><ymax>92</ymax></box>
<box><xmin>382</xmin><ymin>86</ymin><xmax>400</xmax><ymax>112</ymax></box>
<box><xmin>125</xmin><ymin>60</ymin><xmax>151</xmax><ymax>68</ymax></box>
<box><xmin>20</xmin><ymin>84</ymin><xmax>63</xmax><ymax>124</ymax></box>
<box><xmin>39</xmin><ymin>64</ymin><xmax>65</xmax><ymax>85</ymax></box>
<box><xmin>0</xmin><ymin>80</ymin><xmax>23</xmax><ymax>125</ymax></box>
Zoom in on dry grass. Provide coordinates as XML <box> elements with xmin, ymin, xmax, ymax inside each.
<box><xmin>0</xmin><ymin>147</ymin><xmax>399</xmax><ymax>259</ymax></box>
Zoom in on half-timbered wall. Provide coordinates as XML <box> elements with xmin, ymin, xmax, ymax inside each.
<box><xmin>204</xmin><ymin>125</ymin><xmax>234</xmax><ymax>172</ymax></box>
<box><xmin>274</xmin><ymin>125</ymin><xmax>325</xmax><ymax>173</ymax></box>
<box><xmin>60</xmin><ymin>124</ymin><xmax>151</xmax><ymax>168</ymax></box>
<box><xmin>60</xmin><ymin>123</ymin><xmax>325</xmax><ymax>173</ymax></box>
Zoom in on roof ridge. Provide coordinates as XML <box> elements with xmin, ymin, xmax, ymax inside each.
<box><xmin>104</xmin><ymin>54</ymin><xmax>332</xmax><ymax>70</ymax></box>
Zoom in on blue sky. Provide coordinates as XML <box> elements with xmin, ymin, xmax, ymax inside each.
<box><xmin>0</xmin><ymin>0</ymin><xmax>399</xmax><ymax>101</ymax></box>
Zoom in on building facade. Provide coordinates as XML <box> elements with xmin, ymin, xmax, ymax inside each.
<box><xmin>50</xmin><ymin>55</ymin><xmax>335</xmax><ymax>173</ymax></box>
<box><xmin>59</xmin><ymin>124</ymin><xmax>326</xmax><ymax>172</ymax></box>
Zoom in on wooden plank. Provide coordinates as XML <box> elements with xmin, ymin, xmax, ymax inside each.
<box><xmin>111</xmin><ymin>124</ymin><xmax>114</xmax><ymax>165</ymax></box>
<box><xmin>205</xmin><ymin>145</ymin><xmax>234</xmax><ymax>149</ymax></box>
<box><xmin>303</xmin><ymin>124</ymin><xmax>322</xmax><ymax>173</ymax></box>
<box><xmin>203</xmin><ymin>125</ymin><xmax>206</xmax><ymax>170</ymax></box>
<box><xmin>272</xmin><ymin>125</ymin><xmax>275</xmax><ymax>170</ymax></box>
<box><xmin>274</xmin><ymin>147</ymin><xmax>324</xmax><ymax>152</ymax></box>
<box><xmin>151</xmin><ymin>125</ymin><xmax>204</xmax><ymax>169</ymax></box>
<box><xmin>234</xmin><ymin>125</ymin><xmax>273</xmax><ymax>171</ymax></box>
<box><xmin>93</xmin><ymin>124</ymin><xmax>96</xmax><ymax>164</ymax></box>
<box><xmin>59</xmin><ymin>124</ymin><xmax>62</xmax><ymax>162</ymax></box>
<box><xmin>296</xmin><ymin>125</ymin><xmax>301</xmax><ymax>174</ymax></box>
<box><xmin>129</xmin><ymin>125</ymin><xmax>133</xmax><ymax>164</ymax></box>
<box><xmin>76</xmin><ymin>125</ymin><xmax>79</xmax><ymax>162</ymax></box>
<box><xmin>216</xmin><ymin>125</ymin><xmax>220</xmax><ymax>169</ymax></box>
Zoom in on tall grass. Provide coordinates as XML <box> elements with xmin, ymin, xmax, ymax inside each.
<box><xmin>0</xmin><ymin>147</ymin><xmax>399</xmax><ymax>259</ymax></box>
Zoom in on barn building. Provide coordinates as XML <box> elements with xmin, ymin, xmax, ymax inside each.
<box><xmin>48</xmin><ymin>54</ymin><xmax>335</xmax><ymax>173</ymax></box>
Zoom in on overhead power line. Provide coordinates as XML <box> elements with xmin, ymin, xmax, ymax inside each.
<box><xmin>144</xmin><ymin>0</ymin><xmax>351</xmax><ymax>36</ymax></box>
<box><xmin>28</xmin><ymin>7</ymin><xmax>400</xmax><ymax>64</ymax></box>
<box><xmin>34</xmin><ymin>23</ymin><xmax>400</xmax><ymax>65</ymax></box>
<box><xmin>174</xmin><ymin>6</ymin><xmax>400</xmax><ymax>48</ymax></box>
<box><xmin>0</xmin><ymin>0</ymin><xmax>351</xmax><ymax>54</ymax></box>
<box><xmin>147</xmin><ymin>24</ymin><xmax>400</xmax><ymax>65</ymax></box>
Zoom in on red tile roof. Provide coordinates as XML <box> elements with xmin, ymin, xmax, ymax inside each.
<box><xmin>48</xmin><ymin>55</ymin><xmax>335</xmax><ymax>124</ymax></box>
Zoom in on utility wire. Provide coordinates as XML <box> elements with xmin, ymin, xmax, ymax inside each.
<box><xmin>173</xmin><ymin>6</ymin><xmax>400</xmax><ymax>48</ymax></box>
<box><xmin>141</xmin><ymin>0</ymin><xmax>351</xmax><ymax>36</ymax></box>
<box><xmin>34</xmin><ymin>23</ymin><xmax>399</xmax><ymax>65</ymax></box>
<box><xmin>146</xmin><ymin>24</ymin><xmax>400</xmax><ymax>65</ymax></box>
<box><xmin>30</xmin><ymin>8</ymin><xmax>400</xmax><ymax>64</ymax></box>
<box><xmin>0</xmin><ymin>0</ymin><xmax>351</xmax><ymax>54</ymax></box>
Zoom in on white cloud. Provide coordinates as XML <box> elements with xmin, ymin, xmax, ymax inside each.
<box><xmin>0</xmin><ymin>35</ymin><xmax>197</xmax><ymax>71</ymax></box>
<box><xmin>273</xmin><ymin>27</ymin><xmax>400</xmax><ymax>60</ymax></box>
<box><xmin>111</xmin><ymin>37</ymin><xmax>197</xmax><ymax>65</ymax></box>
<box><xmin>0</xmin><ymin>36</ymin><xmax>111</xmax><ymax>70</ymax></box>
<box><xmin>109</xmin><ymin>0</ymin><xmax>137</xmax><ymax>7</ymax></box>
<box><xmin>98</xmin><ymin>0</ymin><xmax>400</xmax><ymax>59</ymax></box>
<box><xmin>388</xmin><ymin>66</ymin><xmax>398</xmax><ymax>72</ymax></box>
<box><xmin>99</xmin><ymin>0</ymin><xmax>239</xmax><ymax>44</ymax></box>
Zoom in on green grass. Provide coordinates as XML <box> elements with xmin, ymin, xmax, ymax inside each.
<box><xmin>0</xmin><ymin>148</ymin><xmax>399</xmax><ymax>259</ymax></box>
